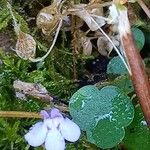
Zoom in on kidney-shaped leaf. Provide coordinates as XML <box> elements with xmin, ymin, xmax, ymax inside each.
<box><xmin>69</xmin><ymin>85</ymin><xmax>134</xmax><ymax>149</ymax></box>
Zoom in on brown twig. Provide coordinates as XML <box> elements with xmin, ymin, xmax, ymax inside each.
<box><xmin>137</xmin><ymin>0</ymin><xmax>150</xmax><ymax>19</ymax></box>
<box><xmin>122</xmin><ymin>34</ymin><xmax>150</xmax><ymax>127</ymax></box>
<box><xmin>0</xmin><ymin>111</ymin><xmax>41</xmax><ymax>119</ymax></box>
<box><xmin>118</xmin><ymin>9</ymin><xmax>150</xmax><ymax>127</ymax></box>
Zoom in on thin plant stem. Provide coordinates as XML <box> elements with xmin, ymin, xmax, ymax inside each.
<box><xmin>0</xmin><ymin>111</ymin><xmax>41</xmax><ymax>119</ymax></box>
<box><xmin>30</xmin><ymin>20</ymin><xmax>63</xmax><ymax>62</ymax></box>
<box><xmin>90</xmin><ymin>14</ymin><xmax>112</xmax><ymax>22</ymax></box>
<box><xmin>88</xmin><ymin>13</ymin><xmax>131</xmax><ymax>74</ymax></box>
<box><xmin>71</xmin><ymin>15</ymin><xmax>78</xmax><ymax>80</ymax></box>
<box><xmin>7</xmin><ymin>2</ymin><xmax>20</xmax><ymax>35</ymax></box>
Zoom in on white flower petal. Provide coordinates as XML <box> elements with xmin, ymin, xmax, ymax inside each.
<box><xmin>60</xmin><ymin>118</ymin><xmax>81</xmax><ymax>142</ymax></box>
<box><xmin>44</xmin><ymin>118</ymin><xmax>53</xmax><ymax>129</ymax></box>
<box><xmin>24</xmin><ymin>121</ymin><xmax>47</xmax><ymax>147</ymax></box>
<box><xmin>53</xmin><ymin>117</ymin><xmax>64</xmax><ymax>128</ymax></box>
<box><xmin>45</xmin><ymin>128</ymin><xmax>65</xmax><ymax>150</ymax></box>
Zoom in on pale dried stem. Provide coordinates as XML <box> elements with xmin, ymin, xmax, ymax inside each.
<box><xmin>7</xmin><ymin>2</ymin><xmax>20</xmax><ymax>35</ymax></box>
<box><xmin>90</xmin><ymin>14</ymin><xmax>112</xmax><ymax>22</ymax></box>
<box><xmin>30</xmin><ymin>20</ymin><xmax>63</xmax><ymax>62</ymax></box>
<box><xmin>137</xmin><ymin>0</ymin><xmax>150</xmax><ymax>19</ymax></box>
<box><xmin>88</xmin><ymin>14</ymin><xmax>131</xmax><ymax>74</ymax></box>
<box><xmin>0</xmin><ymin>111</ymin><xmax>41</xmax><ymax>119</ymax></box>
<box><xmin>0</xmin><ymin>106</ymin><xmax>68</xmax><ymax>119</ymax></box>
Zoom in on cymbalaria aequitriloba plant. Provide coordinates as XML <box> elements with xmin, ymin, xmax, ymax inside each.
<box><xmin>0</xmin><ymin>0</ymin><xmax>150</xmax><ymax>149</ymax></box>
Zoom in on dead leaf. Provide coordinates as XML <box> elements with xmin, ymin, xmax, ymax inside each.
<box><xmin>36</xmin><ymin>0</ymin><xmax>62</xmax><ymax>35</ymax></box>
<box><xmin>97</xmin><ymin>36</ymin><xmax>111</xmax><ymax>56</ymax></box>
<box><xmin>68</xmin><ymin>3</ymin><xmax>105</xmax><ymax>31</ymax></box>
<box><xmin>13</xmin><ymin>80</ymin><xmax>53</xmax><ymax>102</ymax></box>
<box><xmin>15</xmin><ymin>31</ymin><xmax>36</xmax><ymax>60</ymax></box>
<box><xmin>73</xmin><ymin>9</ymin><xmax>99</xmax><ymax>31</ymax></box>
<box><xmin>81</xmin><ymin>36</ymin><xmax>92</xmax><ymax>55</ymax></box>
<box><xmin>97</xmin><ymin>35</ymin><xmax>120</xmax><ymax>57</ymax></box>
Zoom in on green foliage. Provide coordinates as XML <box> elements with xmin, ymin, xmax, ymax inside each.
<box><xmin>0</xmin><ymin>50</ymin><xmax>45</xmax><ymax>112</ymax></box>
<box><xmin>97</xmin><ymin>75</ymin><xmax>134</xmax><ymax>95</ymax></box>
<box><xmin>0</xmin><ymin>8</ymin><xmax>11</xmax><ymax>31</ymax></box>
<box><xmin>131</xmin><ymin>27</ymin><xmax>145</xmax><ymax>50</ymax></box>
<box><xmin>123</xmin><ymin>106</ymin><xmax>150</xmax><ymax>150</ymax></box>
<box><xmin>69</xmin><ymin>85</ymin><xmax>134</xmax><ymax>149</ymax></box>
<box><xmin>0</xmin><ymin>43</ymin><xmax>78</xmax><ymax>148</ymax></box>
<box><xmin>0</xmin><ymin>48</ymin><xmax>77</xmax><ymax>149</ymax></box>
<box><xmin>13</xmin><ymin>9</ymin><xmax>29</xmax><ymax>33</ymax></box>
<box><xmin>107</xmin><ymin>56</ymin><xmax>128</xmax><ymax>75</ymax></box>
<box><xmin>0</xmin><ymin>0</ymin><xmax>7</xmax><ymax>6</ymax></box>
<box><xmin>110</xmin><ymin>75</ymin><xmax>133</xmax><ymax>94</ymax></box>
<box><xmin>18</xmin><ymin>46</ymin><xmax>78</xmax><ymax>99</ymax></box>
<box><xmin>0</xmin><ymin>3</ymin><xmax>29</xmax><ymax>33</ymax></box>
<box><xmin>0</xmin><ymin>119</ymin><xmax>27</xmax><ymax>150</ymax></box>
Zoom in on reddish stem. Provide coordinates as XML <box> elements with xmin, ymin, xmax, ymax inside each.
<box><xmin>122</xmin><ymin>33</ymin><xmax>150</xmax><ymax>127</ymax></box>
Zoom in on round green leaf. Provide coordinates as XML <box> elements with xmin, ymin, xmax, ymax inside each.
<box><xmin>107</xmin><ymin>56</ymin><xmax>128</xmax><ymax>75</ymax></box>
<box><xmin>69</xmin><ymin>85</ymin><xmax>102</xmax><ymax>130</ymax></box>
<box><xmin>131</xmin><ymin>27</ymin><xmax>145</xmax><ymax>50</ymax></box>
<box><xmin>69</xmin><ymin>85</ymin><xmax>134</xmax><ymax>149</ymax></box>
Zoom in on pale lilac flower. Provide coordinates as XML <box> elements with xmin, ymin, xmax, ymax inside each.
<box><xmin>24</xmin><ymin>108</ymin><xmax>81</xmax><ymax>150</ymax></box>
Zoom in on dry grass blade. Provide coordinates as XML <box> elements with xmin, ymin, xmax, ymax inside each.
<box><xmin>0</xmin><ymin>111</ymin><xmax>41</xmax><ymax>119</ymax></box>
